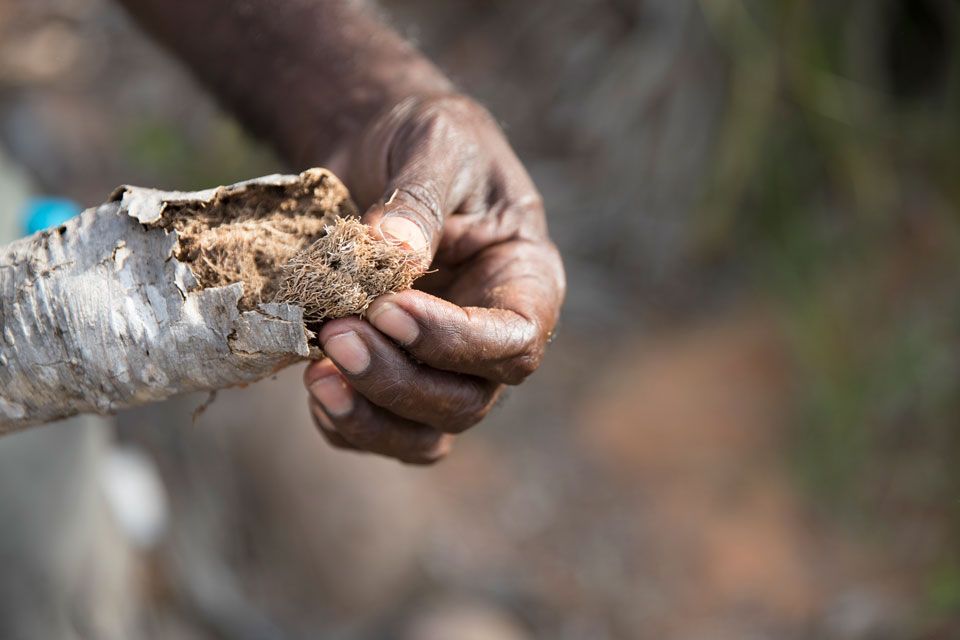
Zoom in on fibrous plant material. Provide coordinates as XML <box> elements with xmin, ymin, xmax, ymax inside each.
<box><xmin>158</xmin><ymin>170</ymin><xmax>353</xmax><ymax>310</ymax></box>
<box><xmin>0</xmin><ymin>169</ymin><xmax>425</xmax><ymax>433</ymax></box>
<box><xmin>276</xmin><ymin>217</ymin><xmax>428</xmax><ymax>321</ymax></box>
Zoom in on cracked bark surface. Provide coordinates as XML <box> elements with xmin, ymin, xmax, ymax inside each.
<box><xmin>0</xmin><ymin>170</ymin><xmax>349</xmax><ymax>433</ymax></box>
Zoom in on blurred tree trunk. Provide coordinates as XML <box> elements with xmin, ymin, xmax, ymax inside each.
<box><xmin>0</xmin><ymin>418</ymin><xmax>137</xmax><ymax>640</ymax></box>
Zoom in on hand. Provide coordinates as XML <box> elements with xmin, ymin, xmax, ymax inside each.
<box><xmin>303</xmin><ymin>94</ymin><xmax>565</xmax><ymax>464</ymax></box>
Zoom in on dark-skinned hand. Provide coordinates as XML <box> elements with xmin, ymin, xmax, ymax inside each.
<box><xmin>303</xmin><ymin>94</ymin><xmax>566</xmax><ymax>464</ymax></box>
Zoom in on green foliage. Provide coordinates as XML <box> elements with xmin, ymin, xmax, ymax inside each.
<box><xmin>699</xmin><ymin>4</ymin><xmax>960</xmax><ymax>628</ymax></box>
<box><xmin>122</xmin><ymin>115</ymin><xmax>278</xmax><ymax>190</ymax></box>
<box><xmin>928</xmin><ymin>561</ymin><xmax>960</xmax><ymax>614</ymax></box>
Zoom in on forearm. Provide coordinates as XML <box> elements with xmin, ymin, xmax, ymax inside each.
<box><xmin>118</xmin><ymin>0</ymin><xmax>453</xmax><ymax>167</ymax></box>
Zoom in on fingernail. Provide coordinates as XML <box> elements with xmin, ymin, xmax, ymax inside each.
<box><xmin>380</xmin><ymin>214</ymin><xmax>429</xmax><ymax>252</ymax></box>
<box><xmin>323</xmin><ymin>331</ymin><xmax>370</xmax><ymax>375</ymax></box>
<box><xmin>368</xmin><ymin>302</ymin><xmax>419</xmax><ymax>345</ymax></box>
<box><xmin>309</xmin><ymin>376</ymin><xmax>353</xmax><ymax>417</ymax></box>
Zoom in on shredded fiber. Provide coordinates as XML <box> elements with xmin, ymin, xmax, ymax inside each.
<box><xmin>157</xmin><ymin>168</ymin><xmax>426</xmax><ymax>321</ymax></box>
<box><xmin>160</xmin><ymin>169</ymin><xmax>356</xmax><ymax>309</ymax></box>
<box><xmin>275</xmin><ymin>217</ymin><xmax>428</xmax><ymax>322</ymax></box>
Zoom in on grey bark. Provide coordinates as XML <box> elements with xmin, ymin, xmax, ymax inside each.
<box><xmin>0</xmin><ymin>173</ymin><xmax>316</xmax><ymax>434</ymax></box>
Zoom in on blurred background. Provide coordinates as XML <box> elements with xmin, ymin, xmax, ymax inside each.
<box><xmin>0</xmin><ymin>0</ymin><xmax>958</xmax><ymax>638</ymax></box>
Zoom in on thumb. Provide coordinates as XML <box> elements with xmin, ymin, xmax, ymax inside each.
<box><xmin>358</xmin><ymin>109</ymin><xmax>477</xmax><ymax>257</ymax></box>
<box><xmin>362</xmin><ymin>187</ymin><xmax>439</xmax><ymax>256</ymax></box>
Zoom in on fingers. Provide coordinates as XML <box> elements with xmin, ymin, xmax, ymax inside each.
<box><xmin>304</xmin><ymin>361</ymin><xmax>360</xmax><ymax>451</ymax></box>
<box><xmin>304</xmin><ymin>358</ymin><xmax>455</xmax><ymax>465</ymax></box>
<box><xmin>314</xmin><ymin>319</ymin><xmax>503</xmax><ymax>433</ymax></box>
<box><xmin>365</xmin><ymin>239</ymin><xmax>565</xmax><ymax>385</ymax></box>
<box><xmin>310</xmin><ymin>397</ymin><xmax>453</xmax><ymax>465</ymax></box>
<box><xmin>367</xmin><ymin>292</ymin><xmax>540</xmax><ymax>385</ymax></box>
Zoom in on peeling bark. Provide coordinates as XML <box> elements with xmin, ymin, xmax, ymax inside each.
<box><xmin>0</xmin><ymin>171</ymin><xmax>341</xmax><ymax>433</ymax></box>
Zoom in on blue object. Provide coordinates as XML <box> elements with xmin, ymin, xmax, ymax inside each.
<box><xmin>22</xmin><ymin>197</ymin><xmax>82</xmax><ymax>236</ymax></box>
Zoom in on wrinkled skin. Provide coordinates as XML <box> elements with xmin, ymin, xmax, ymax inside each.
<box><xmin>304</xmin><ymin>94</ymin><xmax>566</xmax><ymax>463</ymax></box>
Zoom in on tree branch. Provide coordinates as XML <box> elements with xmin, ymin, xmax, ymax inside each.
<box><xmin>0</xmin><ymin>170</ymin><xmax>353</xmax><ymax>433</ymax></box>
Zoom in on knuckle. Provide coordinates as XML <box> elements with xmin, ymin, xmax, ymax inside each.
<box><xmin>497</xmin><ymin>318</ymin><xmax>545</xmax><ymax>385</ymax></box>
<box><xmin>443</xmin><ymin>410</ymin><xmax>483</xmax><ymax>434</ymax></box>
<box><xmin>403</xmin><ymin>94</ymin><xmax>484</xmax><ymax>156</ymax></box>
<box><xmin>415</xmin><ymin>93</ymin><xmax>485</xmax><ymax>124</ymax></box>
<box><xmin>502</xmin><ymin>349</ymin><xmax>543</xmax><ymax>385</ymax></box>
<box><xmin>395</xmin><ymin>184</ymin><xmax>444</xmax><ymax>231</ymax></box>
<box><xmin>396</xmin><ymin>94</ymin><xmax>475</xmax><ymax>150</ymax></box>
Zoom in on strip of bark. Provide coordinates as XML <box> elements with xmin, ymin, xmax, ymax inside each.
<box><xmin>0</xmin><ymin>169</ymin><xmax>369</xmax><ymax>433</ymax></box>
